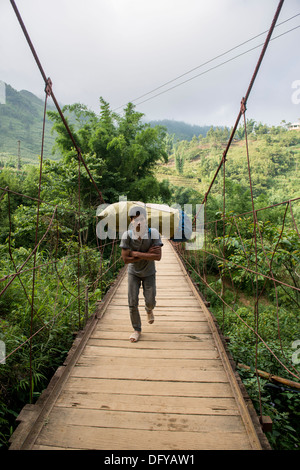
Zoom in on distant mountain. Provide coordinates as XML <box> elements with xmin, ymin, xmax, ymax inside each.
<box><xmin>0</xmin><ymin>83</ymin><xmax>57</xmax><ymax>165</ymax></box>
<box><xmin>148</xmin><ymin>119</ymin><xmax>212</xmax><ymax>141</ymax></box>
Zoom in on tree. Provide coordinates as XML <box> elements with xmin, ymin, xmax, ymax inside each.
<box><xmin>175</xmin><ymin>147</ymin><xmax>185</xmax><ymax>174</ymax></box>
<box><xmin>254</xmin><ymin>122</ymin><xmax>269</xmax><ymax>136</ymax></box>
<box><xmin>164</xmin><ymin>133</ymin><xmax>175</xmax><ymax>157</ymax></box>
<box><xmin>47</xmin><ymin>98</ymin><xmax>169</xmax><ymax>205</ymax></box>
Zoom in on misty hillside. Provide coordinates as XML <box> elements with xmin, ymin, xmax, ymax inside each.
<box><xmin>0</xmin><ymin>83</ymin><xmax>58</xmax><ymax>165</ymax></box>
<box><xmin>148</xmin><ymin>119</ymin><xmax>212</xmax><ymax>141</ymax></box>
<box><xmin>0</xmin><ymin>83</ymin><xmax>215</xmax><ymax>166</ymax></box>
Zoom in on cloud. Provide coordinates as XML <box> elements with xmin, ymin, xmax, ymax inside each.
<box><xmin>1</xmin><ymin>0</ymin><xmax>299</xmax><ymax>126</ymax></box>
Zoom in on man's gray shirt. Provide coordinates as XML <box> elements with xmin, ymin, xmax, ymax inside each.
<box><xmin>120</xmin><ymin>228</ymin><xmax>163</xmax><ymax>277</ymax></box>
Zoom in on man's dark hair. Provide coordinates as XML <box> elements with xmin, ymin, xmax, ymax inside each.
<box><xmin>129</xmin><ymin>205</ymin><xmax>147</xmax><ymax>219</ymax></box>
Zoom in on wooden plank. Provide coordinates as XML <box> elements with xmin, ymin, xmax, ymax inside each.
<box><xmin>100</xmin><ymin>316</ymin><xmax>206</xmax><ymax>324</ymax></box>
<box><xmin>33</xmin><ymin>445</ymin><xmax>81</xmax><ymax>450</ymax></box>
<box><xmin>55</xmin><ymin>391</ymin><xmax>240</xmax><ymax>415</ymax></box>
<box><xmin>80</xmin><ymin>345</ymin><xmax>220</xmax><ymax>359</ymax></box>
<box><xmin>88</xmin><ymin>338</ymin><xmax>217</xmax><ymax>350</ymax></box>
<box><xmin>70</xmin><ymin>364</ymin><xmax>230</xmax><ymax>382</ymax></box>
<box><xmin>34</xmin><ymin>424</ymin><xmax>253</xmax><ymax>450</ymax></box>
<box><xmin>92</xmin><ymin>325</ymin><xmax>212</xmax><ymax>334</ymax></box>
<box><xmin>63</xmin><ymin>377</ymin><xmax>234</xmax><ymax>398</ymax></box>
<box><xmin>119</xmin><ymin>279</ymin><xmax>192</xmax><ymax>287</ymax></box>
<box><xmin>103</xmin><ymin>310</ymin><xmax>205</xmax><ymax>319</ymax></box>
<box><xmin>90</xmin><ymin>331</ymin><xmax>214</xmax><ymax>342</ymax></box>
<box><xmin>76</xmin><ymin>356</ymin><xmax>224</xmax><ymax>370</ymax></box>
<box><xmin>97</xmin><ymin>318</ymin><xmax>208</xmax><ymax>326</ymax></box>
<box><xmin>117</xmin><ymin>285</ymin><xmax>192</xmax><ymax>290</ymax></box>
<box><xmin>104</xmin><ymin>306</ymin><xmax>205</xmax><ymax>314</ymax></box>
<box><xmin>110</xmin><ymin>299</ymin><xmax>201</xmax><ymax>306</ymax></box>
<box><xmin>114</xmin><ymin>292</ymin><xmax>195</xmax><ymax>297</ymax></box>
<box><xmin>114</xmin><ymin>302</ymin><xmax>201</xmax><ymax>308</ymax></box>
<box><xmin>41</xmin><ymin>407</ymin><xmax>246</xmax><ymax>433</ymax></box>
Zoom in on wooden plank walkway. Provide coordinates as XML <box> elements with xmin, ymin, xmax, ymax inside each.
<box><xmin>9</xmin><ymin>240</ymin><xmax>270</xmax><ymax>450</ymax></box>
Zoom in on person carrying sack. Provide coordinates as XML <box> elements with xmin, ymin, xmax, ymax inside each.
<box><xmin>120</xmin><ymin>205</ymin><xmax>163</xmax><ymax>342</ymax></box>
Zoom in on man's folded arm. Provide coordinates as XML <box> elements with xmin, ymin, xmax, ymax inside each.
<box><xmin>121</xmin><ymin>248</ymin><xmax>142</xmax><ymax>264</ymax></box>
<box><xmin>131</xmin><ymin>246</ymin><xmax>162</xmax><ymax>261</ymax></box>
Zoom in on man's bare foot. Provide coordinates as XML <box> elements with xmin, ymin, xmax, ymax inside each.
<box><xmin>129</xmin><ymin>331</ymin><xmax>141</xmax><ymax>342</ymax></box>
<box><xmin>147</xmin><ymin>311</ymin><xmax>154</xmax><ymax>324</ymax></box>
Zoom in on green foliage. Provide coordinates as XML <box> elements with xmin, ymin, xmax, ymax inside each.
<box><xmin>47</xmin><ymin>98</ymin><xmax>169</xmax><ymax>204</ymax></box>
<box><xmin>214</xmin><ymin>217</ymin><xmax>300</xmax><ymax>302</ymax></box>
<box><xmin>184</xmin><ymin>211</ymin><xmax>300</xmax><ymax>450</ymax></box>
<box><xmin>155</xmin><ymin>122</ymin><xmax>300</xmax><ymax>209</ymax></box>
<box><xmin>174</xmin><ymin>148</ymin><xmax>185</xmax><ymax>175</ymax></box>
<box><xmin>0</xmin><ymin>237</ymin><xmax>123</xmax><ymax>448</ymax></box>
<box><xmin>220</xmin><ymin>305</ymin><xmax>300</xmax><ymax>450</ymax></box>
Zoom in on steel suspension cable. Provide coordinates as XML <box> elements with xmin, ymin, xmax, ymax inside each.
<box><xmin>114</xmin><ymin>14</ymin><xmax>300</xmax><ymax>112</ymax></box>
<box><xmin>204</xmin><ymin>0</ymin><xmax>285</xmax><ymax>205</ymax></box>
<box><xmin>9</xmin><ymin>0</ymin><xmax>105</xmax><ymax>205</ymax></box>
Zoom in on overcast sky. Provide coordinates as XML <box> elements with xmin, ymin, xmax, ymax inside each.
<box><xmin>1</xmin><ymin>0</ymin><xmax>300</xmax><ymax>127</ymax></box>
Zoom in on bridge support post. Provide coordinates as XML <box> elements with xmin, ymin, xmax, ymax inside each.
<box><xmin>260</xmin><ymin>416</ymin><xmax>273</xmax><ymax>433</ymax></box>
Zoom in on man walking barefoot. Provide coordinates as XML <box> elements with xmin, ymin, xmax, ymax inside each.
<box><xmin>120</xmin><ymin>205</ymin><xmax>163</xmax><ymax>342</ymax></box>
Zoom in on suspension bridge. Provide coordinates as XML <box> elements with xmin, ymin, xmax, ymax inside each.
<box><xmin>2</xmin><ymin>0</ymin><xmax>300</xmax><ymax>451</ymax></box>
<box><xmin>8</xmin><ymin>240</ymin><xmax>270</xmax><ymax>450</ymax></box>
